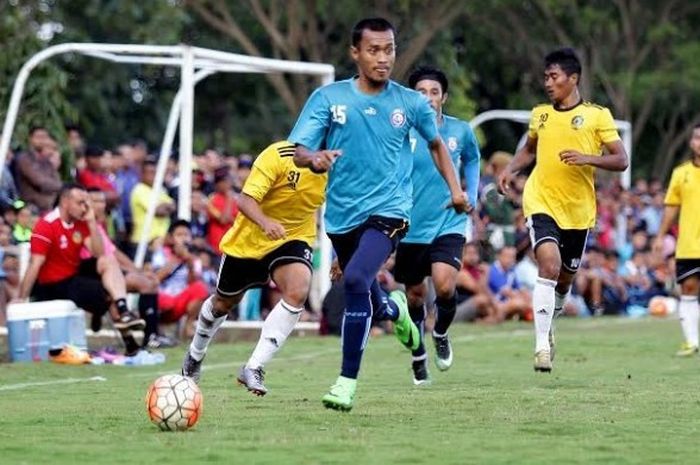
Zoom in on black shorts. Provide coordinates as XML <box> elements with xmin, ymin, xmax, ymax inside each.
<box><xmin>216</xmin><ymin>240</ymin><xmax>313</xmax><ymax>296</ymax></box>
<box><xmin>676</xmin><ymin>259</ymin><xmax>700</xmax><ymax>284</ymax></box>
<box><xmin>394</xmin><ymin>234</ymin><xmax>466</xmax><ymax>286</ymax></box>
<box><xmin>32</xmin><ymin>262</ymin><xmax>109</xmax><ymax>316</ymax></box>
<box><xmin>328</xmin><ymin>215</ymin><xmax>409</xmax><ymax>269</ymax></box>
<box><xmin>527</xmin><ymin>213</ymin><xmax>589</xmax><ymax>273</ymax></box>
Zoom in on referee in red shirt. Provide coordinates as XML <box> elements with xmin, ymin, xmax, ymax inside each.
<box><xmin>18</xmin><ymin>184</ymin><xmax>145</xmax><ymax>355</ymax></box>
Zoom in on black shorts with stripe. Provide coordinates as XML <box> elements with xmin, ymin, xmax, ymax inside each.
<box><xmin>527</xmin><ymin>213</ymin><xmax>589</xmax><ymax>273</ymax></box>
<box><xmin>394</xmin><ymin>234</ymin><xmax>466</xmax><ymax>286</ymax></box>
<box><xmin>216</xmin><ymin>240</ymin><xmax>313</xmax><ymax>296</ymax></box>
<box><xmin>676</xmin><ymin>259</ymin><xmax>700</xmax><ymax>284</ymax></box>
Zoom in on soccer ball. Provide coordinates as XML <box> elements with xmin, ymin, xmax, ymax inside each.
<box><xmin>145</xmin><ymin>374</ymin><xmax>203</xmax><ymax>431</ymax></box>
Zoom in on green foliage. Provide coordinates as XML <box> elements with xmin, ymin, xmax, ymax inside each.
<box><xmin>0</xmin><ymin>2</ymin><xmax>77</xmax><ymax>155</ymax></box>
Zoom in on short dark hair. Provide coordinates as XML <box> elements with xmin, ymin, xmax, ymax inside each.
<box><xmin>65</xmin><ymin>123</ymin><xmax>81</xmax><ymax>133</ymax></box>
<box><xmin>84</xmin><ymin>145</ymin><xmax>104</xmax><ymax>158</ymax></box>
<box><xmin>408</xmin><ymin>66</ymin><xmax>449</xmax><ymax>94</ymax></box>
<box><xmin>351</xmin><ymin>17</ymin><xmax>395</xmax><ymax>47</ymax></box>
<box><xmin>29</xmin><ymin>125</ymin><xmax>48</xmax><ymax>136</ymax></box>
<box><xmin>143</xmin><ymin>155</ymin><xmax>158</xmax><ymax>167</ymax></box>
<box><xmin>58</xmin><ymin>183</ymin><xmax>86</xmax><ymax>200</ymax></box>
<box><xmin>544</xmin><ymin>48</ymin><xmax>582</xmax><ymax>78</ymax></box>
<box><xmin>168</xmin><ymin>219</ymin><xmax>190</xmax><ymax>234</ymax></box>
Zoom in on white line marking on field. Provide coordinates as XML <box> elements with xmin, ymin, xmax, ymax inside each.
<box><xmin>0</xmin><ymin>318</ymin><xmax>656</xmax><ymax>390</ymax></box>
<box><xmin>0</xmin><ymin>375</ymin><xmax>107</xmax><ymax>392</ymax></box>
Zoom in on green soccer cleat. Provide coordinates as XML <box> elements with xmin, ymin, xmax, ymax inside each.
<box><xmin>675</xmin><ymin>342</ymin><xmax>699</xmax><ymax>357</ymax></box>
<box><xmin>322</xmin><ymin>376</ymin><xmax>357</xmax><ymax>412</ymax></box>
<box><xmin>390</xmin><ymin>290</ymin><xmax>420</xmax><ymax>351</ymax></box>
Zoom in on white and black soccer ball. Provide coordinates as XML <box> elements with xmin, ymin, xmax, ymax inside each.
<box><xmin>145</xmin><ymin>374</ymin><xmax>203</xmax><ymax>431</ymax></box>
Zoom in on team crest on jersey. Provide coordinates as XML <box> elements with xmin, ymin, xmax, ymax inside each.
<box><xmin>447</xmin><ymin>136</ymin><xmax>458</xmax><ymax>152</ymax></box>
<box><xmin>390</xmin><ymin>108</ymin><xmax>406</xmax><ymax>128</ymax></box>
<box><xmin>571</xmin><ymin>115</ymin><xmax>584</xmax><ymax>130</ymax></box>
<box><xmin>72</xmin><ymin>231</ymin><xmax>83</xmax><ymax>244</ymax></box>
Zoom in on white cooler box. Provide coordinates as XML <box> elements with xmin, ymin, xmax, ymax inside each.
<box><xmin>6</xmin><ymin>300</ymin><xmax>87</xmax><ymax>362</ymax></box>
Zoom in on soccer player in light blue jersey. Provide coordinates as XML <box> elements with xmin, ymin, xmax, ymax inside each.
<box><xmin>394</xmin><ymin>66</ymin><xmax>481</xmax><ymax>385</ymax></box>
<box><xmin>290</xmin><ymin>18</ymin><xmax>471</xmax><ymax>411</ymax></box>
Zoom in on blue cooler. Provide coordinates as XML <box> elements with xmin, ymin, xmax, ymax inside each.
<box><xmin>7</xmin><ymin>300</ymin><xmax>87</xmax><ymax>362</ymax></box>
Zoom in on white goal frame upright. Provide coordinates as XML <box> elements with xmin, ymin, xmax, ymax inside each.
<box><xmin>0</xmin><ymin>43</ymin><xmax>336</xmax><ymax>310</ymax></box>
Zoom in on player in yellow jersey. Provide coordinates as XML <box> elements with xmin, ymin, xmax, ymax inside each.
<box><xmin>653</xmin><ymin>124</ymin><xmax>700</xmax><ymax>357</ymax></box>
<box><xmin>498</xmin><ymin>48</ymin><xmax>628</xmax><ymax>372</ymax></box>
<box><xmin>181</xmin><ymin>141</ymin><xmax>329</xmax><ymax>395</ymax></box>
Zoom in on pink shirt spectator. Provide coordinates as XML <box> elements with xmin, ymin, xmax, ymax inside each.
<box><xmin>80</xmin><ymin>223</ymin><xmax>116</xmax><ymax>259</ymax></box>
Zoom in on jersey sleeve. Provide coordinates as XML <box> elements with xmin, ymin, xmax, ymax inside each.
<box><xmin>596</xmin><ymin>108</ymin><xmax>621</xmax><ymax>144</ymax></box>
<box><xmin>241</xmin><ymin>147</ymin><xmax>282</xmax><ymax>202</ymax></box>
<box><xmin>461</xmin><ymin>124</ymin><xmax>481</xmax><ymax>207</ymax></box>
<box><xmin>412</xmin><ymin>94</ymin><xmax>439</xmax><ymax>143</ymax></box>
<box><xmin>30</xmin><ymin>220</ymin><xmax>52</xmax><ymax>255</ymax></box>
<box><xmin>664</xmin><ymin>168</ymin><xmax>682</xmax><ymax>206</ymax></box>
<box><xmin>527</xmin><ymin>107</ymin><xmax>540</xmax><ymax>139</ymax></box>
<box><xmin>288</xmin><ymin>88</ymin><xmax>330</xmax><ymax>150</ymax></box>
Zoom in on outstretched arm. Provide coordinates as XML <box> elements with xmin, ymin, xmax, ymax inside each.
<box><xmin>498</xmin><ymin>137</ymin><xmax>537</xmax><ymax>194</ymax></box>
<box><xmin>429</xmin><ymin>137</ymin><xmax>472</xmax><ymax>213</ymax></box>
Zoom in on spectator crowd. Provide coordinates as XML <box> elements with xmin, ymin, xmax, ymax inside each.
<box><xmin>0</xmin><ymin>125</ymin><xmax>681</xmax><ymax>342</ymax></box>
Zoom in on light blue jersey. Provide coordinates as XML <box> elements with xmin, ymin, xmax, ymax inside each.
<box><xmin>288</xmin><ymin>78</ymin><xmax>439</xmax><ymax>234</ymax></box>
<box><xmin>402</xmin><ymin>114</ymin><xmax>481</xmax><ymax>243</ymax></box>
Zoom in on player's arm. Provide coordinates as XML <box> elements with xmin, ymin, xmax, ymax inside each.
<box><xmin>17</xmin><ymin>254</ymin><xmax>46</xmax><ymax>301</ymax></box>
<box><xmin>653</xmin><ymin>205</ymin><xmax>680</xmax><ymax>256</ymax></box>
<box><xmin>498</xmin><ymin>136</ymin><xmax>537</xmax><ymax>194</ymax></box>
<box><xmin>429</xmin><ymin>137</ymin><xmax>472</xmax><ymax>213</ymax></box>
<box><xmin>293</xmin><ymin>145</ymin><xmax>342</xmax><ymax>173</ymax></box>
<box><xmin>237</xmin><ymin>193</ymin><xmax>286</xmax><ymax>241</ymax></box>
<box><xmin>559</xmin><ymin>140</ymin><xmax>628</xmax><ymax>171</ymax></box>
<box><xmin>462</xmin><ymin>128</ymin><xmax>481</xmax><ymax>208</ymax></box>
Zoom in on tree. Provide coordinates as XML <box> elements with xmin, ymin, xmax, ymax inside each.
<box><xmin>462</xmin><ymin>0</ymin><xmax>700</xmax><ymax>179</ymax></box>
<box><xmin>0</xmin><ymin>1</ymin><xmax>77</xmax><ymax>158</ymax></box>
<box><xmin>185</xmin><ymin>0</ymin><xmax>470</xmax><ymax>115</ymax></box>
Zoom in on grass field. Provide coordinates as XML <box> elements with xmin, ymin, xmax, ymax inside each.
<box><xmin>0</xmin><ymin>317</ymin><xmax>697</xmax><ymax>465</ymax></box>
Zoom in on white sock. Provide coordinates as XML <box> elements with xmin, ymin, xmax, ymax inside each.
<box><xmin>554</xmin><ymin>291</ymin><xmax>568</xmax><ymax>318</ymax></box>
<box><xmin>189</xmin><ymin>296</ymin><xmax>227</xmax><ymax>361</ymax></box>
<box><xmin>533</xmin><ymin>277</ymin><xmax>557</xmax><ymax>352</ymax></box>
<box><xmin>678</xmin><ymin>295</ymin><xmax>699</xmax><ymax>347</ymax></box>
<box><xmin>247</xmin><ymin>299</ymin><xmax>303</xmax><ymax>369</ymax></box>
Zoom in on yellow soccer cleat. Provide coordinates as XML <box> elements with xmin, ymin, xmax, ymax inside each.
<box><xmin>675</xmin><ymin>342</ymin><xmax>699</xmax><ymax>357</ymax></box>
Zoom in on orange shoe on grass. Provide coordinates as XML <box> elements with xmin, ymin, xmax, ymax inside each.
<box><xmin>49</xmin><ymin>345</ymin><xmax>91</xmax><ymax>365</ymax></box>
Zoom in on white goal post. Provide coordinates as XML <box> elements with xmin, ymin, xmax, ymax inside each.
<box><xmin>469</xmin><ymin>109</ymin><xmax>632</xmax><ymax>188</ymax></box>
<box><xmin>0</xmin><ymin>43</ymin><xmax>336</xmax><ymax>311</ymax></box>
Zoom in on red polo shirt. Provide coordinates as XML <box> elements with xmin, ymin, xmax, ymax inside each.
<box><xmin>30</xmin><ymin>208</ymin><xmax>91</xmax><ymax>284</ymax></box>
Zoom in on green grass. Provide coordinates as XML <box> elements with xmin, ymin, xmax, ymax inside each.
<box><xmin>0</xmin><ymin>317</ymin><xmax>697</xmax><ymax>465</ymax></box>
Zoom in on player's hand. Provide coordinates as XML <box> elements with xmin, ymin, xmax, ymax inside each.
<box><xmin>261</xmin><ymin>219</ymin><xmax>286</xmax><ymax>241</ymax></box>
<box><xmin>82</xmin><ymin>200</ymin><xmax>96</xmax><ymax>222</ymax></box>
<box><xmin>559</xmin><ymin>150</ymin><xmax>590</xmax><ymax>166</ymax></box>
<box><xmin>445</xmin><ymin>192</ymin><xmax>473</xmax><ymax>214</ymax></box>
<box><xmin>497</xmin><ymin>169</ymin><xmax>514</xmax><ymax>194</ymax></box>
<box><xmin>311</xmin><ymin>150</ymin><xmax>342</xmax><ymax>173</ymax></box>
<box><xmin>330</xmin><ymin>258</ymin><xmax>343</xmax><ymax>282</ymax></box>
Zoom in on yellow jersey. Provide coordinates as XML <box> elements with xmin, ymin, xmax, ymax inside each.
<box><xmin>522</xmin><ymin>101</ymin><xmax>620</xmax><ymax>229</ymax></box>
<box><xmin>219</xmin><ymin>141</ymin><xmax>328</xmax><ymax>259</ymax></box>
<box><xmin>664</xmin><ymin>160</ymin><xmax>700</xmax><ymax>259</ymax></box>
